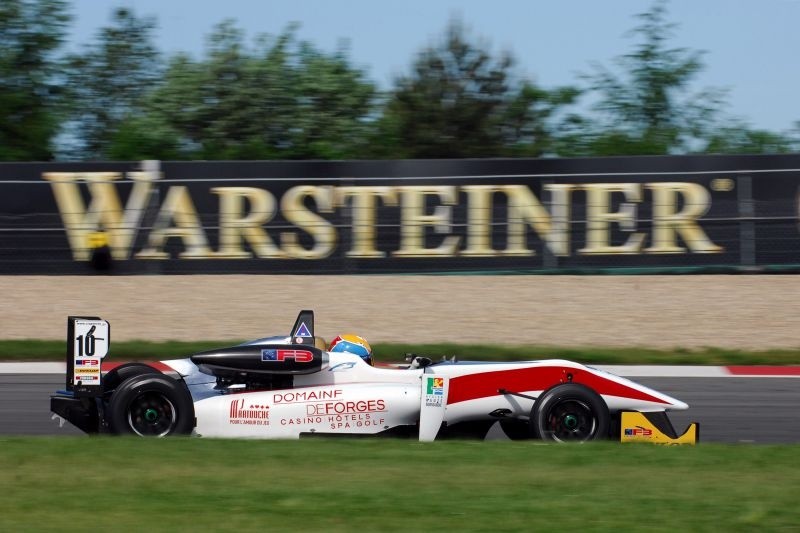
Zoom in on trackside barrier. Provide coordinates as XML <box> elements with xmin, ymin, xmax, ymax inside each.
<box><xmin>0</xmin><ymin>155</ymin><xmax>799</xmax><ymax>274</ymax></box>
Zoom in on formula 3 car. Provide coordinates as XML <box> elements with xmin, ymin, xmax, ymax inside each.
<box><xmin>51</xmin><ymin>311</ymin><xmax>698</xmax><ymax>444</ymax></box>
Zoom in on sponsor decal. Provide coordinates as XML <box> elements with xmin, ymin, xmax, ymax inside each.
<box><xmin>229</xmin><ymin>399</ymin><xmax>270</xmax><ymax>426</ymax></box>
<box><xmin>273</xmin><ymin>389</ymin><xmax>342</xmax><ymax>404</ymax></box>
<box><xmin>427</xmin><ymin>377</ymin><xmax>444</xmax><ymax>395</ymax></box>
<box><xmin>294</xmin><ymin>322</ymin><xmax>312</xmax><ymax>338</ymax></box>
<box><xmin>425</xmin><ymin>397</ymin><xmax>442</xmax><ymax>407</ymax></box>
<box><xmin>261</xmin><ymin>348</ymin><xmax>314</xmax><ymax>363</ymax></box>
<box><xmin>328</xmin><ymin>362</ymin><xmax>356</xmax><ymax>372</ymax></box>
<box><xmin>624</xmin><ymin>426</ymin><xmax>653</xmax><ymax>437</ymax></box>
<box><xmin>273</xmin><ymin>391</ymin><xmax>387</xmax><ymax>431</ymax></box>
<box><xmin>278</xmin><ymin>412</ymin><xmax>387</xmax><ymax>431</ymax></box>
<box><xmin>425</xmin><ymin>376</ymin><xmax>445</xmax><ymax>407</ymax></box>
<box><xmin>75</xmin><ymin>359</ymin><xmax>99</xmax><ymax>367</ymax></box>
<box><xmin>327</xmin><ymin>413</ymin><xmax>386</xmax><ymax>430</ymax></box>
<box><xmin>72</xmin><ymin>320</ymin><xmax>109</xmax><ymax>358</ymax></box>
<box><xmin>74</xmin><ymin>368</ymin><xmax>100</xmax><ymax>374</ymax></box>
<box><xmin>278</xmin><ymin>414</ymin><xmax>387</xmax><ymax>431</ymax></box>
<box><xmin>305</xmin><ymin>399</ymin><xmax>386</xmax><ymax>416</ymax></box>
<box><xmin>45</xmin><ymin>171</ymin><xmax>725</xmax><ymax>263</ymax></box>
<box><xmin>74</xmin><ymin>375</ymin><xmax>99</xmax><ymax>383</ymax></box>
<box><xmin>281</xmin><ymin>417</ymin><xmax>324</xmax><ymax>426</ymax></box>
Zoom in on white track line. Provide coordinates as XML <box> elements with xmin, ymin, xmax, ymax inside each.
<box><xmin>595</xmin><ymin>365</ymin><xmax>730</xmax><ymax>377</ymax></box>
<box><xmin>0</xmin><ymin>362</ymin><xmax>65</xmax><ymax>374</ymax></box>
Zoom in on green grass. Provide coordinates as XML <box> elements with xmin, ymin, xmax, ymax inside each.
<box><xmin>0</xmin><ymin>437</ymin><xmax>798</xmax><ymax>532</ymax></box>
<box><xmin>2</xmin><ymin>339</ymin><xmax>800</xmax><ymax>365</ymax></box>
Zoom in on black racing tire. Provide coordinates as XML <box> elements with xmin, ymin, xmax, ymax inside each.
<box><xmin>107</xmin><ymin>374</ymin><xmax>194</xmax><ymax>437</ymax></box>
<box><xmin>103</xmin><ymin>363</ymin><xmax>161</xmax><ymax>393</ymax></box>
<box><xmin>530</xmin><ymin>384</ymin><xmax>609</xmax><ymax>442</ymax></box>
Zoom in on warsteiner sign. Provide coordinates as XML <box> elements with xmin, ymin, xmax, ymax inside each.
<box><xmin>44</xmin><ymin>173</ymin><xmax>725</xmax><ymax>261</ymax></box>
<box><xmin>1</xmin><ymin>156</ymin><xmax>799</xmax><ymax>273</ymax></box>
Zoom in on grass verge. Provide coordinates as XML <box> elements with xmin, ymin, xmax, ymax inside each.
<box><xmin>0</xmin><ymin>437</ymin><xmax>798</xmax><ymax>532</ymax></box>
<box><xmin>2</xmin><ymin>339</ymin><xmax>800</xmax><ymax>365</ymax></box>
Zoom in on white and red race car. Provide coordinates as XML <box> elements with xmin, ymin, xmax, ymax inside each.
<box><xmin>51</xmin><ymin>311</ymin><xmax>698</xmax><ymax>444</ymax></box>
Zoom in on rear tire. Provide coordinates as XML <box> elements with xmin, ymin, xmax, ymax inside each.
<box><xmin>103</xmin><ymin>363</ymin><xmax>160</xmax><ymax>393</ymax></box>
<box><xmin>107</xmin><ymin>374</ymin><xmax>194</xmax><ymax>436</ymax></box>
<box><xmin>531</xmin><ymin>384</ymin><xmax>609</xmax><ymax>442</ymax></box>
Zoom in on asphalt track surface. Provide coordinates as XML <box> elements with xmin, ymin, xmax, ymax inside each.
<box><xmin>2</xmin><ymin>374</ymin><xmax>799</xmax><ymax>443</ymax></box>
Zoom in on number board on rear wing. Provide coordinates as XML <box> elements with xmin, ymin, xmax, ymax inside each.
<box><xmin>67</xmin><ymin>316</ymin><xmax>110</xmax><ymax>397</ymax></box>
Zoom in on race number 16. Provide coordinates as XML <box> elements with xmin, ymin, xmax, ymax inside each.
<box><xmin>73</xmin><ymin>320</ymin><xmax>109</xmax><ymax>358</ymax></box>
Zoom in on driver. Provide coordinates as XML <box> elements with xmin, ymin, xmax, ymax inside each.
<box><xmin>328</xmin><ymin>334</ymin><xmax>373</xmax><ymax>366</ymax></box>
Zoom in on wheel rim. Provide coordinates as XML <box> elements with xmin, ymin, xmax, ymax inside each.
<box><xmin>542</xmin><ymin>399</ymin><xmax>598</xmax><ymax>442</ymax></box>
<box><xmin>126</xmin><ymin>391</ymin><xmax>178</xmax><ymax>437</ymax></box>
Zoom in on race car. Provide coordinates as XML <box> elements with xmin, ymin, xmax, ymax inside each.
<box><xmin>51</xmin><ymin>311</ymin><xmax>698</xmax><ymax>444</ymax></box>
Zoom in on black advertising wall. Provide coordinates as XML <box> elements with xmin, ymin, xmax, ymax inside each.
<box><xmin>0</xmin><ymin>154</ymin><xmax>798</xmax><ymax>274</ymax></box>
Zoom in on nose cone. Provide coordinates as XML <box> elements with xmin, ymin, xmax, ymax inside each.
<box><xmin>642</xmin><ymin>384</ymin><xmax>689</xmax><ymax>410</ymax></box>
<box><xmin>665</xmin><ymin>396</ymin><xmax>689</xmax><ymax>410</ymax></box>
<box><xmin>589</xmin><ymin>366</ymin><xmax>691</xmax><ymax>411</ymax></box>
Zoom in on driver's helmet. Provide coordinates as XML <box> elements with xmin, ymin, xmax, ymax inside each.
<box><xmin>329</xmin><ymin>334</ymin><xmax>372</xmax><ymax>365</ymax></box>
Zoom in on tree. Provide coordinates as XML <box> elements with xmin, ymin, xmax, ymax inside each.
<box><xmin>499</xmin><ymin>82</ymin><xmax>581</xmax><ymax>157</ymax></box>
<box><xmin>64</xmin><ymin>8</ymin><xmax>161</xmax><ymax>159</ymax></box>
<box><xmin>704</xmin><ymin>122</ymin><xmax>799</xmax><ymax>154</ymax></box>
<box><xmin>0</xmin><ymin>0</ymin><xmax>70</xmax><ymax>161</ymax></box>
<box><xmin>563</xmin><ymin>0</ymin><xmax>724</xmax><ymax>156</ymax></box>
<box><xmin>374</xmin><ymin>19</ymin><xmax>578</xmax><ymax>158</ymax></box>
<box><xmin>140</xmin><ymin>22</ymin><xmax>377</xmax><ymax>160</ymax></box>
<box><xmin>288</xmin><ymin>41</ymin><xmax>379</xmax><ymax>159</ymax></box>
<box><xmin>378</xmin><ymin>18</ymin><xmax>514</xmax><ymax>158</ymax></box>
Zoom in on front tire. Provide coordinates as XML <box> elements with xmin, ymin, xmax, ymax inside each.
<box><xmin>531</xmin><ymin>384</ymin><xmax>609</xmax><ymax>442</ymax></box>
<box><xmin>107</xmin><ymin>374</ymin><xmax>194</xmax><ymax>436</ymax></box>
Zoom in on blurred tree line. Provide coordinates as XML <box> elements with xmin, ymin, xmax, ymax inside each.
<box><xmin>1</xmin><ymin>0</ymin><xmax>798</xmax><ymax>161</ymax></box>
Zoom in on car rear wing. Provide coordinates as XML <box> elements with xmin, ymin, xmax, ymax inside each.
<box><xmin>66</xmin><ymin>316</ymin><xmax>110</xmax><ymax>397</ymax></box>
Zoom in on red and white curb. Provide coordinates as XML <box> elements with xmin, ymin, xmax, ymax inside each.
<box><xmin>2</xmin><ymin>362</ymin><xmax>800</xmax><ymax>378</ymax></box>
